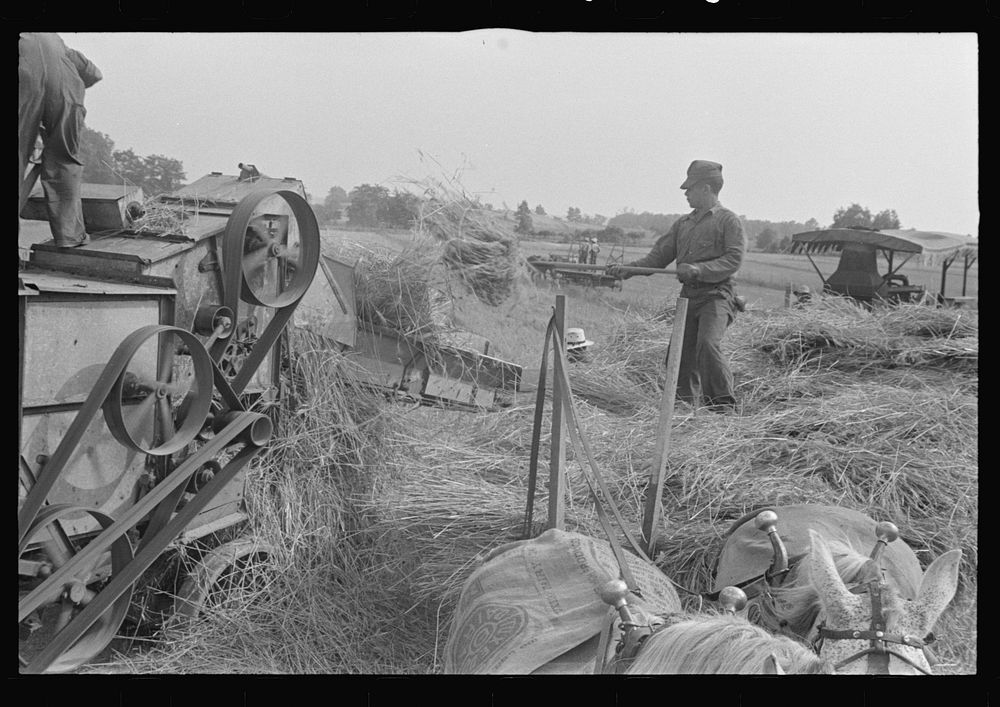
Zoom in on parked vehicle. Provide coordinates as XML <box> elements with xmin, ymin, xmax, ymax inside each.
<box><xmin>790</xmin><ymin>227</ymin><xmax>977</xmax><ymax>306</ymax></box>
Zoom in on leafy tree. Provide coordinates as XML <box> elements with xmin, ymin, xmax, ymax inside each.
<box><xmin>756</xmin><ymin>227</ymin><xmax>778</xmax><ymax>252</ymax></box>
<box><xmin>872</xmin><ymin>209</ymin><xmax>901</xmax><ymax>229</ymax></box>
<box><xmin>386</xmin><ymin>189</ymin><xmax>421</xmax><ymax>229</ymax></box>
<box><xmin>534</xmin><ymin>204</ymin><xmax>546</xmax><ymax>215</ymax></box>
<box><xmin>347</xmin><ymin>184</ymin><xmax>391</xmax><ymax>227</ymax></box>
<box><xmin>831</xmin><ymin>203</ymin><xmax>873</xmax><ymax>228</ymax></box>
<box><xmin>591</xmin><ymin>214</ymin><xmax>607</xmax><ymax>227</ymax></box>
<box><xmin>515</xmin><ymin>200</ymin><xmax>534</xmax><ymax>234</ymax></box>
<box><xmin>310</xmin><ymin>202</ymin><xmax>331</xmax><ymax>224</ymax></box>
<box><xmin>831</xmin><ymin>203</ymin><xmax>901</xmax><ymax>230</ymax></box>
<box><xmin>324</xmin><ymin>186</ymin><xmax>348</xmax><ymax>212</ymax></box>
<box><xmin>79</xmin><ymin>127</ymin><xmax>118</xmax><ymax>184</ymax></box>
<box><xmin>803</xmin><ymin>217</ymin><xmax>820</xmax><ymax>231</ymax></box>
<box><xmin>110</xmin><ymin>148</ymin><xmax>185</xmax><ymax>196</ymax></box>
<box><xmin>566</xmin><ymin>206</ymin><xmax>583</xmax><ymax>223</ymax></box>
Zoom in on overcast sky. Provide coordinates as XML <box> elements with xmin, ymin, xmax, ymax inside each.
<box><xmin>62</xmin><ymin>31</ymin><xmax>978</xmax><ymax>235</ymax></box>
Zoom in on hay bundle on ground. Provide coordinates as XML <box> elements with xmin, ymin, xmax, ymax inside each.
<box><xmin>746</xmin><ymin>298</ymin><xmax>979</xmax><ymax>373</ymax></box>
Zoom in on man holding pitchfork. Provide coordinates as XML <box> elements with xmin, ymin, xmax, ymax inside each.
<box><xmin>607</xmin><ymin>160</ymin><xmax>746</xmax><ymax>412</ymax></box>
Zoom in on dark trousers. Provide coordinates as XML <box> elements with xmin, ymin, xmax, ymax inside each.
<box><xmin>673</xmin><ymin>294</ymin><xmax>736</xmax><ymax>407</ymax></box>
<box><xmin>19</xmin><ymin>33</ymin><xmax>88</xmax><ymax>246</ymax></box>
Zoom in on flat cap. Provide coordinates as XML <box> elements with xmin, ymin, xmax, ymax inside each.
<box><xmin>680</xmin><ymin>160</ymin><xmax>723</xmax><ymax>189</ymax></box>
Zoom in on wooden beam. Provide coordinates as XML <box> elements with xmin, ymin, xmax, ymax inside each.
<box><xmin>641</xmin><ymin>297</ymin><xmax>689</xmax><ymax>554</ymax></box>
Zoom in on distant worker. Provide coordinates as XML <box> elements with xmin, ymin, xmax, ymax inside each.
<box><xmin>588</xmin><ymin>237</ymin><xmax>601</xmax><ymax>265</ymax></box>
<box><xmin>565</xmin><ymin>327</ymin><xmax>594</xmax><ymax>363</ymax></box>
<box><xmin>577</xmin><ymin>240</ymin><xmax>588</xmax><ymax>264</ymax></box>
<box><xmin>18</xmin><ymin>32</ymin><xmax>103</xmax><ymax>247</ymax></box>
<box><xmin>238</xmin><ymin>162</ymin><xmax>261</xmax><ymax>181</ymax></box>
<box><xmin>607</xmin><ymin>160</ymin><xmax>746</xmax><ymax>413</ymax></box>
<box><xmin>793</xmin><ymin>284</ymin><xmax>813</xmax><ymax>307</ymax></box>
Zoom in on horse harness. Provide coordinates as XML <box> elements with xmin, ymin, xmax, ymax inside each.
<box><xmin>602</xmin><ymin>513</ymin><xmax>939</xmax><ymax>675</ymax></box>
<box><xmin>813</xmin><ymin>562</ymin><xmax>935</xmax><ymax>675</ymax></box>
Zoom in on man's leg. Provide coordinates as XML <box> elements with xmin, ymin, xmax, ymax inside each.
<box><xmin>40</xmin><ymin>80</ymin><xmax>88</xmax><ymax>246</ymax></box>
<box><xmin>694</xmin><ymin>297</ymin><xmax>736</xmax><ymax>408</ymax></box>
<box><xmin>18</xmin><ymin>37</ymin><xmax>44</xmax><ymax>215</ymax></box>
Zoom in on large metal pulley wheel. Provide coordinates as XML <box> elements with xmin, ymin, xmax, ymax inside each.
<box><xmin>18</xmin><ymin>505</ymin><xmax>134</xmax><ymax>673</ymax></box>
<box><xmin>225</xmin><ymin>190</ymin><xmax>320</xmax><ymax>308</ymax></box>
<box><xmin>103</xmin><ymin>326</ymin><xmax>215</xmax><ymax>456</ymax></box>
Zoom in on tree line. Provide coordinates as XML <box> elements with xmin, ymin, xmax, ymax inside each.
<box><xmin>607</xmin><ymin>203</ymin><xmax>901</xmax><ymax>252</ymax></box>
<box><xmin>79</xmin><ymin>127</ymin><xmax>186</xmax><ymax>197</ymax></box>
<box><xmin>71</xmin><ymin>126</ymin><xmax>903</xmax><ymax>247</ymax></box>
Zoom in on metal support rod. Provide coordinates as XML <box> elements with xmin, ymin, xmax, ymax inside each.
<box><xmin>784</xmin><ymin>282</ymin><xmax>792</xmax><ymax>308</ymax></box>
<box><xmin>962</xmin><ymin>252</ymin><xmax>969</xmax><ymax>296</ymax></box>
<box><xmin>547</xmin><ymin>294</ymin><xmax>567</xmax><ymax>530</ymax></box>
<box><xmin>940</xmin><ymin>257</ymin><xmax>951</xmax><ymax>299</ymax></box>
<box><xmin>533</xmin><ymin>262</ymin><xmax>676</xmax><ymax>275</ymax></box>
<box><xmin>641</xmin><ymin>297</ymin><xmax>689</xmax><ymax>554</ymax></box>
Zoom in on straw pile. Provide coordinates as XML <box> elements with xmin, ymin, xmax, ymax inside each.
<box><xmin>411</xmin><ymin>178</ymin><xmax>523</xmax><ymax>306</ymax></box>
<box><xmin>86</xmin><ymin>332</ymin><xmax>440</xmax><ymax>674</ymax></box>
<box><xmin>354</xmin><ymin>299</ymin><xmax>978</xmax><ymax>667</ymax></box>
<box><xmin>128</xmin><ymin>196</ymin><xmax>197</xmax><ymax>236</ymax></box>
<box><xmin>346</xmin><ymin>242</ymin><xmax>454</xmax><ymax>340</ymax></box>
<box><xmin>747</xmin><ymin>298</ymin><xmax>978</xmax><ymax>374</ymax></box>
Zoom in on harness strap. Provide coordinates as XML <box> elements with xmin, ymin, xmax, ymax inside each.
<box><xmin>816</xmin><ymin>575</ymin><xmax>932</xmax><ymax>675</ymax></box>
<box><xmin>830</xmin><ymin>647</ymin><xmax>933</xmax><ymax>675</ymax></box>
<box><xmin>819</xmin><ymin>627</ymin><xmax>927</xmax><ymax>649</ymax></box>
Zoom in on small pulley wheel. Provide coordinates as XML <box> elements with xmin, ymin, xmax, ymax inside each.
<box><xmin>18</xmin><ymin>505</ymin><xmax>134</xmax><ymax>674</ymax></box>
<box><xmin>103</xmin><ymin>326</ymin><xmax>215</xmax><ymax>456</ymax></box>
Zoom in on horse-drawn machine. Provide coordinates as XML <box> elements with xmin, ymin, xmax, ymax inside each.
<box><xmin>18</xmin><ymin>170</ymin><xmax>521</xmax><ymax>674</ymax></box>
<box><xmin>526</xmin><ymin>240</ymin><xmax>626</xmax><ymax>290</ymax></box>
<box><xmin>790</xmin><ymin>227</ymin><xmax>978</xmax><ymax>306</ymax></box>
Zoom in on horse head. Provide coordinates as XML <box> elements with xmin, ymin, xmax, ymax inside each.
<box><xmin>806</xmin><ymin>528</ymin><xmax>962</xmax><ymax>675</ymax></box>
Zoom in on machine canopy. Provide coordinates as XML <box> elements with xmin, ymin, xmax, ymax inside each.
<box><xmin>791</xmin><ymin>228</ymin><xmax>978</xmax><ymax>264</ymax></box>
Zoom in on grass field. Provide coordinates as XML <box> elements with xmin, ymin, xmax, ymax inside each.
<box><xmin>83</xmin><ymin>224</ymin><xmax>977</xmax><ymax>676</ymax></box>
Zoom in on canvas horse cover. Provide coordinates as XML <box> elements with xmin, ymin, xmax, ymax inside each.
<box><xmin>444</xmin><ymin>528</ymin><xmax>682</xmax><ymax>674</ymax></box>
<box><xmin>713</xmin><ymin>504</ymin><xmax>923</xmax><ymax>599</ymax></box>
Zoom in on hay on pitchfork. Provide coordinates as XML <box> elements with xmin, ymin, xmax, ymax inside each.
<box><xmin>346</xmin><ymin>243</ymin><xmax>454</xmax><ymax>340</ymax></box>
<box><xmin>407</xmin><ymin>177</ymin><xmax>523</xmax><ymax>306</ymax></box>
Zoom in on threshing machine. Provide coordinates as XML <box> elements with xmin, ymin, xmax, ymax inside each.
<box><xmin>18</xmin><ymin>170</ymin><xmax>521</xmax><ymax>674</ymax></box>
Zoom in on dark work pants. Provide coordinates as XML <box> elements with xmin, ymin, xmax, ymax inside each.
<box><xmin>674</xmin><ymin>295</ymin><xmax>736</xmax><ymax>407</ymax></box>
<box><xmin>18</xmin><ymin>33</ymin><xmax>88</xmax><ymax>245</ymax></box>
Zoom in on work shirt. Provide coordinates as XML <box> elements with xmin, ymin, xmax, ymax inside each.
<box><xmin>629</xmin><ymin>203</ymin><xmax>746</xmax><ymax>296</ymax></box>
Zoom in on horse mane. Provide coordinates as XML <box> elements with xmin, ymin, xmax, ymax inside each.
<box><xmin>625</xmin><ymin>613</ymin><xmax>833</xmax><ymax>674</ymax></box>
<box><xmin>768</xmin><ymin>537</ymin><xmax>879</xmax><ymax>637</ymax></box>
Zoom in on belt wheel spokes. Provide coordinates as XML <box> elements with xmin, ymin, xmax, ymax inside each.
<box><xmin>18</xmin><ymin>505</ymin><xmax>134</xmax><ymax>673</ymax></box>
<box><xmin>103</xmin><ymin>326</ymin><xmax>215</xmax><ymax>455</ymax></box>
<box><xmin>231</xmin><ymin>190</ymin><xmax>319</xmax><ymax>309</ymax></box>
